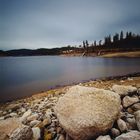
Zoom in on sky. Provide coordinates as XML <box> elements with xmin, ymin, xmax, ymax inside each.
<box><xmin>0</xmin><ymin>0</ymin><xmax>140</xmax><ymax>50</ymax></box>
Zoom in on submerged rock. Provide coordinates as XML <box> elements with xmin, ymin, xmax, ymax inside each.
<box><xmin>55</xmin><ymin>85</ymin><xmax>121</xmax><ymax>140</ymax></box>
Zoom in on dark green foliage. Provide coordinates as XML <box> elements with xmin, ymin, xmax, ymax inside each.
<box><xmin>113</xmin><ymin>33</ymin><xmax>119</xmax><ymax>42</ymax></box>
<box><xmin>104</xmin><ymin>35</ymin><xmax>111</xmax><ymax>45</ymax></box>
<box><xmin>120</xmin><ymin>31</ymin><xmax>123</xmax><ymax>40</ymax></box>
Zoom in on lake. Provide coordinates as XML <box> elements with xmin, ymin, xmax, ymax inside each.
<box><xmin>0</xmin><ymin>56</ymin><xmax>140</xmax><ymax>102</ymax></box>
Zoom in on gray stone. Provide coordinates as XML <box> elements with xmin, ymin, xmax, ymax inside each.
<box><xmin>115</xmin><ymin>130</ymin><xmax>140</xmax><ymax>140</ymax></box>
<box><xmin>96</xmin><ymin>135</ymin><xmax>112</xmax><ymax>140</ymax></box>
<box><xmin>0</xmin><ymin>118</ymin><xmax>23</xmax><ymax>136</ymax></box>
<box><xmin>127</xmin><ymin>77</ymin><xmax>133</xmax><ymax>81</ymax></box>
<box><xmin>42</xmin><ymin>117</ymin><xmax>51</xmax><ymax>127</ymax></box>
<box><xmin>27</xmin><ymin>113</ymin><xmax>39</xmax><ymax>122</ymax></box>
<box><xmin>58</xmin><ymin>134</ymin><xmax>65</xmax><ymax>140</ymax></box>
<box><xmin>32</xmin><ymin>127</ymin><xmax>41</xmax><ymax>140</ymax></box>
<box><xmin>10</xmin><ymin>125</ymin><xmax>33</xmax><ymax>140</ymax></box>
<box><xmin>131</xmin><ymin>103</ymin><xmax>140</xmax><ymax>112</ymax></box>
<box><xmin>20</xmin><ymin>109</ymin><xmax>32</xmax><ymax>123</ymax></box>
<box><xmin>134</xmin><ymin>110</ymin><xmax>140</xmax><ymax>131</ymax></box>
<box><xmin>122</xmin><ymin>96</ymin><xmax>139</xmax><ymax>108</ymax></box>
<box><xmin>117</xmin><ymin>119</ymin><xmax>128</xmax><ymax>132</ymax></box>
<box><xmin>111</xmin><ymin>128</ymin><xmax>120</xmax><ymax>137</ymax></box>
<box><xmin>45</xmin><ymin>109</ymin><xmax>53</xmax><ymax>117</ymax></box>
<box><xmin>112</xmin><ymin>85</ymin><xmax>137</xmax><ymax>97</ymax></box>
<box><xmin>126</xmin><ymin>118</ymin><xmax>137</xmax><ymax>130</ymax></box>
<box><xmin>137</xmin><ymin>88</ymin><xmax>140</xmax><ymax>96</ymax></box>
<box><xmin>55</xmin><ymin>85</ymin><xmax>121</xmax><ymax>140</ymax></box>
<box><xmin>0</xmin><ymin>116</ymin><xmax>4</xmax><ymax>120</ymax></box>
<box><xmin>20</xmin><ymin>107</ymin><xmax>26</xmax><ymax>113</ymax></box>
<box><xmin>5</xmin><ymin>103</ymin><xmax>22</xmax><ymax>111</ymax></box>
<box><xmin>9</xmin><ymin>112</ymin><xmax>18</xmax><ymax>117</ymax></box>
<box><xmin>30</xmin><ymin>120</ymin><xmax>41</xmax><ymax>127</ymax></box>
<box><xmin>125</xmin><ymin>112</ymin><xmax>134</xmax><ymax>118</ymax></box>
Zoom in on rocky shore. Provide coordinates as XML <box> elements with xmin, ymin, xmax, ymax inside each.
<box><xmin>0</xmin><ymin>74</ymin><xmax>140</xmax><ymax>140</ymax></box>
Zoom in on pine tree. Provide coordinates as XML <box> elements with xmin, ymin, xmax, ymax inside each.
<box><xmin>99</xmin><ymin>40</ymin><xmax>102</xmax><ymax>46</ymax></box>
<box><xmin>113</xmin><ymin>33</ymin><xmax>119</xmax><ymax>42</ymax></box>
<box><xmin>120</xmin><ymin>31</ymin><xmax>123</xmax><ymax>40</ymax></box>
<box><xmin>94</xmin><ymin>41</ymin><xmax>96</xmax><ymax>47</ymax></box>
<box><xmin>83</xmin><ymin>41</ymin><xmax>86</xmax><ymax>49</ymax></box>
<box><xmin>86</xmin><ymin>40</ymin><xmax>89</xmax><ymax>53</ymax></box>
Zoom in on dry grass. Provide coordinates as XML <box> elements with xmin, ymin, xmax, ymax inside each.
<box><xmin>101</xmin><ymin>51</ymin><xmax>140</xmax><ymax>58</ymax></box>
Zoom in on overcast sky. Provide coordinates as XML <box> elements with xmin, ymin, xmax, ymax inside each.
<box><xmin>0</xmin><ymin>0</ymin><xmax>140</xmax><ymax>50</ymax></box>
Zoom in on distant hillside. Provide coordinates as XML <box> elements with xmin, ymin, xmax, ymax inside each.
<box><xmin>0</xmin><ymin>47</ymin><xmax>75</xmax><ymax>56</ymax></box>
<box><xmin>0</xmin><ymin>31</ymin><xmax>140</xmax><ymax>56</ymax></box>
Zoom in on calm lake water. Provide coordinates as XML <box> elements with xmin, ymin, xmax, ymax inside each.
<box><xmin>0</xmin><ymin>56</ymin><xmax>140</xmax><ymax>102</ymax></box>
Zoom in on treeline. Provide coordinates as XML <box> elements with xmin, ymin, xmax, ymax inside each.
<box><xmin>0</xmin><ymin>31</ymin><xmax>140</xmax><ymax>56</ymax></box>
<box><xmin>77</xmin><ymin>31</ymin><xmax>140</xmax><ymax>55</ymax></box>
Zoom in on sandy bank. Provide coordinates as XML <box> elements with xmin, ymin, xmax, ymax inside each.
<box><xmin>61</xmin><ymin>51</ymin><xmax>140</xmax><ymax>57</ymax></box>
<box><xmin>100</xmin><ymin>51</ymin><xmax>140</xmax><ymax>58</ymax></box>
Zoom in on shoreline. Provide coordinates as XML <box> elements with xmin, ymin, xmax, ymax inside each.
<box><xmin>61</xmin><ymin>51</ymin><xmax>140</xmax><ymax>57</ymax></box>
<box><xmin>1</xmin><ymin>72</ymin><xmax>140</xmax><ymax>106</ymax></box>
<box><xmin>1</xmin><ymin>51</ymin><xmax>140</xmax><ymax>58</ymax></box>
<box><xmin>0</xmin><ymin>72</ymin><xmax>140</xmax><ymax>139</ymax></box>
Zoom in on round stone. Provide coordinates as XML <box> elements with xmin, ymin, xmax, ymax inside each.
<box><xmin>55</xmin><ymin>86</ymin><xmax>121</xmax><ymax>140</ymax></box>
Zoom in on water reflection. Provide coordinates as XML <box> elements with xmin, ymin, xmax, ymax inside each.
<box><xmin>0</xmin><ymin>56</ymin><xmax>140</xmax><ymax>102</ymax></box>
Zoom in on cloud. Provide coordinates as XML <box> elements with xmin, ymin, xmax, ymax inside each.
<box><xmin>0</xmin><ymin>0</ymin><xmax>140</xmax><ymax>50</ymax></box>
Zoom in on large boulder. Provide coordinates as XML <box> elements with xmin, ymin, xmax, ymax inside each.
<box><xmin>55</xmin><ymin>85</ymin><xmax>121</xmax><ymax>140</ymax></box>
<box><xmin>112</xmin><ymin>85</ymin><xmax>137</xmax><ymax>97</ymax></box>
